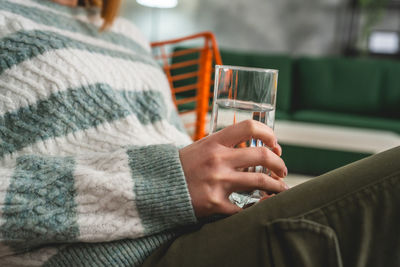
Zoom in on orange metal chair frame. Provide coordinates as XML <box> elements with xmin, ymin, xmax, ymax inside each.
<box><xmin>151</xmin><ymin>32</ymin><xmax>223</xmax><ymax>140</ymax></box>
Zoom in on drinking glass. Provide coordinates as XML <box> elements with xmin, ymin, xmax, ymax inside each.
<box><xmin>210</xmin><ymin>65</ymin><xmax>278</xmax><ymax>208</ymax></box>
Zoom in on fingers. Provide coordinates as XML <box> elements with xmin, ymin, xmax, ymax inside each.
<box><xmin>183</xmin><ymin>119</ymin><xmax>286</xmax><ymax>218</ymax></box>
<box><xmin>271</xmin><ymin>171</ymin><xmax>283</xmax><ymax>179</ymax></box>
<box><xmin>218</xmin><ymin>201</ymin><xmax>242</xmax><ymax>215</ymax></box>
<box><xmin>227</xmin><ymin>146</ymin><xmax>287</xmax><ymax>177</ymax></box>
<box><xmin>272</xmin><ymin>143</ymin><xmax>282</xmax><ymax>157</ymax></box>
<box><xmin>260</xmin><ymin>193</ymin><xmax>276</xmax><ymax>201</ymax></box>
<box><xmin>229</xmin><ymin>172</ymin><xmax>289</xmax><ymax>193</ymax></box>
<box><xmin>214</xmin><ymin>120</ymin><xmax>277</xmax><ymax>148</ymax></box>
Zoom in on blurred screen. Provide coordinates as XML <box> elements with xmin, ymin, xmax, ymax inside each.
<box><xmin>368</xmin><ymin>31</ymin><xmax>399</xmax><ymax>54</ymax></box>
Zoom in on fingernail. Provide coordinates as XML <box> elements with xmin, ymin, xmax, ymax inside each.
<box><xmin>284</xmin><ymin>182</ymin><xmax>290</xmax><ymax>190</ymax></box>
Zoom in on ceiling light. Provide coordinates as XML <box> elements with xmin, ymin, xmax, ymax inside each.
<box><xmin>136</xmin><ymin>0</ymin><xmax>178</xmax><ymax>8</ymax></box>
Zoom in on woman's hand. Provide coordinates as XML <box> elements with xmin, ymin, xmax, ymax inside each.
<box><xmin>179</xmin><ymin>120</ymin><xmax>288</xmax><ymax>218</ymax></box>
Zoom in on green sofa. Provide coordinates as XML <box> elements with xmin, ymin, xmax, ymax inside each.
<box><xmin>221</xmin><ymin>50</ymin><xmax>400</xmax><ymax>175</ymax></box>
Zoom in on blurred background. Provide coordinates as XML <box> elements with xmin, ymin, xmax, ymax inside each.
<box><xmin>121</xmin><ymin>0</ymin><xmax>400</xmax><ymax>57</ymax></box>
<box><xmin>121</xmin><ymin>0</ymin><xmax>400</xmax><ymax>184</ymax></box>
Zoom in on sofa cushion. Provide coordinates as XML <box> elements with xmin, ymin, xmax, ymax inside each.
<box><xmin>170</xmin><ymin>47</ymin><xmax>199</xmax><ymax>105</ymax></box>
<box><xmin>295</xmin><ymin>57</ymin><xmax>383</xmax><ymax>115</ymax></box>
<box><xmin>275</xmin><ymin>110</ymin><xmax>291</xmax><ymax>120</ymax></box>
<box><xmin>292</xmin><ymin>110</ymin><xmax>400</xmax><ymax>134</ymax></box>
<box><xmin>280</xmin><ymin>144</ymin><xmax>370</xmax><ymax>175</ymax></box>
<box><xmin>381</xmin><ymin>60</ymin><xmax>400</xmax><ymax>118</ymax></box>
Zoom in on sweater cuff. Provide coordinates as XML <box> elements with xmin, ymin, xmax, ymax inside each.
<box><xmin>127</xmin><ymin>144</ymin><xmax>197</xmax><ymax>234</ymax></box>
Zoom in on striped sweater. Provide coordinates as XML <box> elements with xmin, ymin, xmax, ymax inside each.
<box><xmin>0</xmin><ymin>0</ymin><xmax>197</xmax><ymax>266</ymax></box>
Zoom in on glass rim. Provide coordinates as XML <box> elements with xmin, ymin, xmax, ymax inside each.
<box><xmin>215</xmin><ymin>65</ymin><xmax>278</xmax><ymax>73</ymax></box>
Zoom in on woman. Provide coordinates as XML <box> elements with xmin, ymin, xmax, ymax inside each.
<box><xmin>0</xmin><ymin>0</ymin><xmax>398</xmax><ymax>266</ymax></box>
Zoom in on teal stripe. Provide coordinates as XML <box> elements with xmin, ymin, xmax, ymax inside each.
<box><xmin>0</xmin><ymin>83</ymin><xmax>168</xmax><ymax>158</ymax></box>
<box><xmin>127</xmin><ymin>144</ymin><xmax>197</xmax><ymax>234</ymax></box>
<box><xmin>0</xmin><ymin>155</ymin><xmax>79</xmax><ymax>252</ymax></box>
<box><xmin>44</xmin><ymin>233</ymin><xmax>175</xmax><ymax>267</ymax></box>
<box><xmin>0</xmin><ymin>0</ymin><xmax>148</xmax><ymax>54</ymax></box>
<box><xmin>0</xmin><ymin>30</ymin><xmax>157</xmax><ymax>75</ymax></box>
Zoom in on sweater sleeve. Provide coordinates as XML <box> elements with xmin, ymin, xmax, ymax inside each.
<box><xmin>0</xmin><ymin>144</ymin><xmax>197</xmax><ymax>257</ymax></box>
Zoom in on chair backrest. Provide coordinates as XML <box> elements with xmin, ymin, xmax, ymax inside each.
<box><xmin>151</xmin><ymin>32</ymin><xmax>222</xmax><ymax>140</ymax></box>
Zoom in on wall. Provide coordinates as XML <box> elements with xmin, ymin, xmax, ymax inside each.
<box><xmin>120</xmin><ymin>0</ymin><xmax>398</xmax><ymax>56</ymax></box>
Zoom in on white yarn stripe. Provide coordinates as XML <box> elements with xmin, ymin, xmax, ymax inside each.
<box><xmin>0</xmin><ymin>116</ymin><xmax>192</xmax><ymax>168</ymax></box>
<box><xmin>74</xmin><ymin>149</ymin><xmax>145</xmax><ymax>242</ymax></box>
<box><xmin>12</xmin><ymin>0</ymin><xmax>150</xmax><ymax>51</ymax></box>
<box><xmin>0</xmin><ymin>246</ymin><xmax>59</xmax><ymax>266</ymax></box>
<box><xmin>0</xmin><ymin>10</ymin><xmax>137</xmax><ymax>56</ymax></box>
<box><xmin>0</xmin><ymin>48</ymin><xmax>171</xmax><ymax>115</ymax></box>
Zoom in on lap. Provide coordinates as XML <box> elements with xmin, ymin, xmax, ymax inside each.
<box><xmin>142</xmin><ymin>146</ymin><xmax>400</xmax><ymax>267</ymax></box>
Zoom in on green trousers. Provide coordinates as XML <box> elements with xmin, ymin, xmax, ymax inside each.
<box><xmin>142</xmin><ymin>146</ymin><xmax>400</xmax><ymax>267</ymax></box>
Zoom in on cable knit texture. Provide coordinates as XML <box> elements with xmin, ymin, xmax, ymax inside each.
<box><xmin>0</xmin><ymin>0</ymin><xmax>196</xmax><ymax>266</ymax></box>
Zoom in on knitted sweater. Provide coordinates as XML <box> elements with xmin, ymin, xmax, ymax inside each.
<box><xmin>0</xmin><ymin>0</ymin><xmax>197</xmax><ymax>266</ymax></box>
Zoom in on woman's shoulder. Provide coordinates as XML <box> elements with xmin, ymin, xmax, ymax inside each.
<box><xmin>0</xmin><ymin>0</ymin><xmax>151</xmax><ymax>54</ymax></box>
<box><xmin>110</xmin><ymin>16</ymin><xmax>151</xmax><ymax>52</ymax></box>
